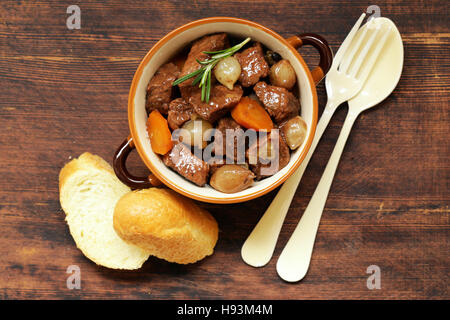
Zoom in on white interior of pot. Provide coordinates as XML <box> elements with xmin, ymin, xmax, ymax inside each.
<box><xmin>132</xmin><ymin>21</ymin><xmax>315</xmax><ymax>201</ymax></box>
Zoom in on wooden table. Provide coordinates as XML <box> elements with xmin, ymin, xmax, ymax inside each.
<box><xmin>0</xmin><ymin>0</ymin><xmax>448</xmax><ymax>300</ymax></box>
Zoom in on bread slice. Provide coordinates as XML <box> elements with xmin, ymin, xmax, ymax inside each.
<box><xmin>59</xmin><ymin>152</ymin><xmax>150</xmax><ymax>269</ymax></box>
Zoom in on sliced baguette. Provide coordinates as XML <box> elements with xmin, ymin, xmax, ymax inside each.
<box><xmin>59</xmin><ymin>152</ymin><xmax>150</xmax><ymax>270</ymax></box>
<box><xmin>114</xmin><ymin>188</ymin><xmax>219</xmax><ymax>264</ymax></box>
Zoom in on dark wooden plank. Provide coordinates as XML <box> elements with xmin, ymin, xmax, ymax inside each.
<box><xmin>0</xmin><ymin>0</ymin><xmax>448</xmax><ymax>299</ymax></box>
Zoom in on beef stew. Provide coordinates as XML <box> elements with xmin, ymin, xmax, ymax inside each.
<box><xmin>145</xmin><ymin>33</ymin><xmax>308</xmax><ymax>193</ymax></box>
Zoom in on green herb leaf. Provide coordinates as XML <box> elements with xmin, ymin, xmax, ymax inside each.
<box><xmin>172</xmin><ymin>37</ymin><xmax>251</xmax><ymax>102</ymax></box>
<box><xmin>196</xmin><ymin>58</ymin><xmax>213</xmax><ymax>65</ymax></box>
<box><xmin>172</xmin><ymin>67</ymin><xmax>204</xmax><ymax>86</ymax></box>
<box><xmin>206</xmin><ymin>69</ymin><xmax>212</xmax><ymax>103</ymax></box>
<box><xmin>192</xmin><ymin>72</ymin><xmax>203</xmax><ymax>86</ymax></box>
<box><xmin>202</xmin><ymin>48</ymin><xmax>228</xmax><ymax>55</ymax></box>
<box><xmin>201</xmin><ymin>78</ymin><xmax>206</xmax><ymax>101</ymax></box>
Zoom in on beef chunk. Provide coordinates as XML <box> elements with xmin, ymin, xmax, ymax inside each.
<box><xmin>188</xmin><ymin>84</ymin><xmax>243</xmax><ymax>123</ymax></box>
<box><xmin>254</xmin><ymin>81</ymin><xmax>299</xmax><ymax>123</ymax></box>
<box><xmin>234</xmin><ymin>42</ymin><xmax>269</xmax><ymax>87</ymax></box>
<box><xmin>177</xmin><ymin>33</ymin><xmax>229</xmax><ymax>98</ymax></box>
<box><xmin>167</xmin><ymin>98</ymin><xmax>194</xmax><ymax>130</ymax></box>
<box><xmin>146</xmin><ymin>62</ymin><xmax>180</xmax><ymax>115</ymax></box>
<box><xmin>163</xmin><ymin>143</ymin><xmax>209</xmax><ymax>186</ymax></box>
<box><xmin>213</xmin><ymin>117</ymin><xmax>246</xmax><ymax>162</ymax></box>
<box><xmin>246</xmin><ymin>131</ymin><xmax>290</xmax><ymax>179</ymax></box>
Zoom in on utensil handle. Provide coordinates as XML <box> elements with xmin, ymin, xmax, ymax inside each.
<box><xmin>276</xmin><ymin>110</ymin><xmax>359</xmax><ymax>282</ymax></box>
<box><xmin>241</xmin><ymin>100</ymin><xmax>339</xmax><ymax>267</ymax></box>
<box><xmin>113</xmin><ymin>136</ymin><xmax>161</xmax><ymax>189</ymax></box>
<box><xmin>286</xmin><ymin>33</ymin><xmax>333</xmax><ymax>84</ymax></box>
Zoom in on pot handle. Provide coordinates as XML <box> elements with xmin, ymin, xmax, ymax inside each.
<box><xmin>286</xmin><ymin>33</ymin><xmax>333</xmax><ymax>85</ymax></box>
<box><xmin>113</xmin><ymin>136</ymin><xmax>162</xmax><ymax>189</ymax></box>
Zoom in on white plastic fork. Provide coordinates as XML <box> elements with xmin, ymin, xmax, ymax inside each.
<box><xmin>241</xmin><ymin>14</ymin><xmax>383</xmax><ymax>268</ymax></box>
<box><xmin>276</xmin><ymin>20</ymin><xmax>394</xmax><ymax>282</ymax></box>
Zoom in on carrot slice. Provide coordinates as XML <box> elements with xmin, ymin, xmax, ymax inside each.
<box><xmin>231</xmin><ymin>97</ymin><xmax>273</xmax><ymax>132</ymax></box>
<box><xmin>146</xmin><ymin>110</ymin><xmax>173</xmax><ymax>155</ymax></box>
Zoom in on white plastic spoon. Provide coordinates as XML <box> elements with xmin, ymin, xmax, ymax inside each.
<box><xmin>277</xmin><ymin>17</ymin><xmax>404</xmax><ymax>282</ymax></box>
<box><xmin>241</xmin><ymin>14</ymin><xmax>368</xmax><ymax>267</ymax></box>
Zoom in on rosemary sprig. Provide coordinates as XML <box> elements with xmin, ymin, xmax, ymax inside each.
<box><xmin>172</xmin><ymin>67</ymin><xmax>203</xmax><ymax>86</ymax></box>
<box><xmin>172</xmin><ymin>37</ymin><xmax>251</xmax><ymax>103</ymax></box>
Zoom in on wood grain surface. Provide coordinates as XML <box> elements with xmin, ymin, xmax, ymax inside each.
<box><xmin>0</xmin><ymin>0</ymin><xmax>448</xmax><ymax>300</ymax></box>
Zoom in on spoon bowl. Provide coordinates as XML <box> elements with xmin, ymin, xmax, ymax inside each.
<box><xmin>348</xmin><ymin>17</ymin><xmax>404</xmax><ymax>111</ymax></box>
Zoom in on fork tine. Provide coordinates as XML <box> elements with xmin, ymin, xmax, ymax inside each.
<box><xmin>339</xmin><ymin>23</ymin><xmax>370</xmax><ymax>74</ymax></box>
<box><xmin>356</xmin><ymin>26</ymin><xmax>392</xmax><ymax>82</ymax></box>
<box><xmin>330</xmin><ymin>13</ymin><xmax>366</xmax><ymax>69</ymax></box>
<box><xmin>348</xmin><ymin>23</ymin><xmax>382</xmax><ymax>77</ymax></box>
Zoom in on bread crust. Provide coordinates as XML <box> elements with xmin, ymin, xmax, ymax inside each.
<box><xmin>59</xmin><ymin>153</ymin><xmax>114</xmax><ymax>194</ymax></box>
<box><xmin>114</xmin><ymin>188</ymin><xmax>219</xmax><ymax>264</ymax></box>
